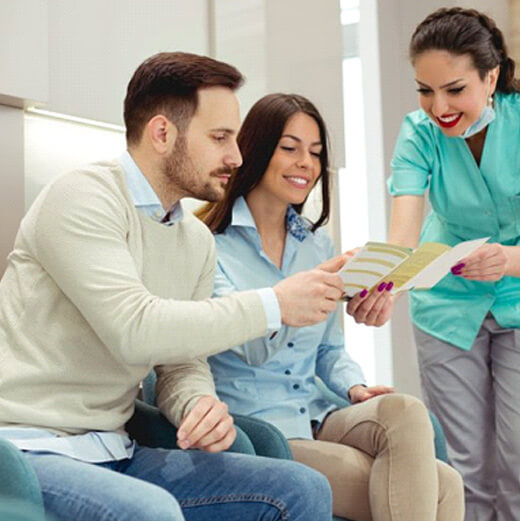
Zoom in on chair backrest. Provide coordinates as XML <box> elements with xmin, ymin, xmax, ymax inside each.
<box><xmin>142</xmin><ymin>370</ymin><xmax>157</xmax><ymax>406</ymax></box>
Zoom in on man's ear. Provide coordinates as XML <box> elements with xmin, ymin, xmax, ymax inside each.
<box><xmin>146</xmin><ymin>115</ymin><xmax>178</xmax><ymax>154</ymax></box>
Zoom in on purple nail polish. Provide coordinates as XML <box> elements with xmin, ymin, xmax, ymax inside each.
<box><xmin>360</xmin><ymin>289</ymin><xmax>368</xmax><ymax>298</ymax></box>
<box><xmin>386</xmin><ymin>281</ymin><xmax>394</xmax><ymax>291</ymax></box>
<box><xmin>378</xmin><ymin>282</ymin><xmax>387</xmax><ymax>292</ymax></box>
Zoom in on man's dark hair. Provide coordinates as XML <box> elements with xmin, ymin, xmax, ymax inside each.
<box><xmin>124</xmin><ymin>52</ymin><xmax>244</xmax><ymax>145</ymax></box>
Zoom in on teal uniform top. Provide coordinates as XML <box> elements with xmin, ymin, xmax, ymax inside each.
<box><xmin>388</xmin><ymin>91</ymin><xmax>520</xmax><ymax>350</ymax></box>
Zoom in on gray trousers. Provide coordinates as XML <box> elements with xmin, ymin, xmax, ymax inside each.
<box><xmin>414</xmin><ymin>315</ymin><xmax>520</xmax><ymax>521</ymax></box>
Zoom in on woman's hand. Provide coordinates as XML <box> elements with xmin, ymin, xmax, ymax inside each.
<box><xmin>346</xmin><ymin>283</ymin><xmax>395</xmax><ymax>327</ymax></box>
<box><xmin>451</xmin><ymin>243</ymin><xmax>509</xmax><ymax>281</ymax></box>
<box><xmin>348</xmin><ymin>384</ymin><xmax>395</xmax><ymax>404</ymax></box>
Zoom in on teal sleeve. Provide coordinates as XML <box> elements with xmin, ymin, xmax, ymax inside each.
<box><xmin>388</xmin><ymin>114</ymin><xmax>433</xmax><ymax>196</ymax></box>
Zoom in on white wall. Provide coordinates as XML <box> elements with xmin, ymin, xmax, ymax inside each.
<box><xmin>0</xmin><ymin>0</ymin><xmax>211</xmax><ymax>274</ymax></box>
<box><xmin>0</xmin><ymin>0</ymin><xmax>48</xmax><ymax>108</ymax></box>
<box><xmin>45</xmin><ymin>0</ymin><xmax>208</xmax><ymax>125</ymax></box>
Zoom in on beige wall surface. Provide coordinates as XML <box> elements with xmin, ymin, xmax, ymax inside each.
<box><xmin>512</xmin><ymin>0</ymin><xmax>520</xmax><ymax>64</ymax></box>
<box><xmin>0</xmin><ymin>106</ymin><xmax>24</xmax><ymax>276</ymax></box>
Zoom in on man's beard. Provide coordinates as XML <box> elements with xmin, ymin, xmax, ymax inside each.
<box><xmin>162</xmin><ymin>135</ymin><xmax>232</xmax><ymax>203</ymax></box>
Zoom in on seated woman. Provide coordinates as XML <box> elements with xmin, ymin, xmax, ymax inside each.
<box><xmin>198</xmin><ymin>93</ymin><xmax>463</xmax><ymax>521</ymax></box>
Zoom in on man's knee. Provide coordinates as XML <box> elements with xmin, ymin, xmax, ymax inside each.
<box><xmin>119</xmin><ymin>485</ymin><xmax>184</xmax><ymax>521</ymax></box>
<box><xmin>285</xmin><ymin>460</ymin><xmax>332</xmax><ymax>506</ymax></box>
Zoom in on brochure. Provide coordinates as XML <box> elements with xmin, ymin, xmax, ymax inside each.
<box><xmin>340</xmin><ymin>237</ymin><xmax>489</xmax><ymax>297</ymax></box>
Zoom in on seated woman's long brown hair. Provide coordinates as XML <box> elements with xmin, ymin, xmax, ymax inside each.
<box><xmin>196</xmin><ymin>93</ymin><xmax>331</xmax><ymax>234</ymax></box>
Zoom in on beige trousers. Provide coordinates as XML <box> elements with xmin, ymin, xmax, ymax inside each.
<box><xmin>288</xmin><ymin>393</ymin><xmax>464</xmax><ymax>521</ymax></box>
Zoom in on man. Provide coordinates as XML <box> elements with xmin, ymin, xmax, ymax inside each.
<box><xmin>0</xmin><ymin>52</ymin><xmax>345</xmax><ymax>520</ymax></box>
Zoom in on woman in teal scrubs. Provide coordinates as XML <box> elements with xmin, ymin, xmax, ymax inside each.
<box><xmin>385</xmin><ymin>8</ymin><xmax>520</xmax><ymax>521</ymax></box>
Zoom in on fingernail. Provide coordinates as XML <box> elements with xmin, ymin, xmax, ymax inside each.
<box><xmin>386</xmin><ymin>281</ymin><xmax>394</xmax><ymax>291</ymax></box>
<box><xmin>378</xmin><ymin>282</ymin><xmax>387</xmax><ymax>292</ymax></box>
<box><xmin>451</xmin><ymin>267</ymin><xmax>462</xmax><ymax>275</ymax></box>
<box><xmin>451</xmin><ymin>263</ymin><xmax>465</xmax><ymax>271</ymax></box>
<box><xmin>360</xmin><ymin>289</ymin><xmax>368</xmax><ymax>298</ymax></box>
<box><xmin>177</xmin><ymin>432</ymin><xmax>185</xmax><ymax>441</ymax></box>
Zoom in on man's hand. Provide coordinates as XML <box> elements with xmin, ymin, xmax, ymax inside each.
<box><xmin>273</xmin><ymin>255</ymin><xmax>345</xmax><ymax>327</ymax></box>
<box><xmin>346</xmin><ymin>283</ymin><xmax>395</xmax><ymax>327</ymax></box>
<box><xmin>349</xmin><ymin>384</ymin><xmax>395</xmax><ymax>404</ymax></box>
<box><xmin>316</xmin><ymin>250</ymin><xmax>358</xmax><ymax>272</ymax></box>
<box><xmin>452</xmin><ymin>243</ymin><xmax>509</xmax><ymax>281</ymax></box>
<box><xmin>176</xmin><ymin>395</ymin><xmax>235</xmax><ymax>453</ymax></box>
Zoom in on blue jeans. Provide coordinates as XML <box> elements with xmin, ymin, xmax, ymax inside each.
<box><xmin>25</xmin><ymin>445</ymin><xmax>332</xmax><ymax>521</ymax></box>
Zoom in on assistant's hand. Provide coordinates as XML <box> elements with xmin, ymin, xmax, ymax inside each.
<box><xmin>451</xmin><ymin>243</ymin><xmax>509</xmax><ymax>281</ymax></box>
<box><xmin>349</xmin><ymin>384</ymin><xmax>395</xmax><ymax>404</ymax></box>
<box><xmin>274</xmin><ymin>257</ymin><xmax>345</xmax><ymax>328</ymax></box>
<box><xmin>346</xmin><ymin>282</ymin><xmax>395</xmax><ymax>327</ymax></box>
<box><xmin>177</xmin><ymin>395</ymin><xmax>235</xmax><ymax>453</ymax></box>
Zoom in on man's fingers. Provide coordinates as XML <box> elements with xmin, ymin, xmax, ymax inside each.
<box><xmin>200</xmin><ymin>426</ymin><xmax>237</xmax><ymax>453</ymax></box>
<box><xmin>317</xmin><ymin>254</ymin><xmax>349</xmax><ymax>273</ymax></box>
<box><xmin>180</xmin><ymin>401</ymin><xmax>229</xmax><ymax>448</ymax></box>
<box><xmin>319</xmin><ymin>272</ymin><xmax>345</xmax><ymax>291</ymax></box>
<box><xmin>323</xmin><ymin>285</ymin><xmax>344</xmax><ymax>302</ymax></box>
<box><xmin>195</xmin><ymin>416</ymin><xmax>235</xmax><ymax>451</ymax></box>
<box><xmin>177</xmin><ymin>397</ymin><xmax>214</xmax><ymax>442</ymax></box>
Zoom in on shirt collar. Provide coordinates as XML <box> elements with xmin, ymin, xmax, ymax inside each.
<box><xmin>230</xmin><ymin>196</ymin><xmax>311</xmax><ymax>242</ymax></box>
<box><xmin>119</xmin><ymin>150</ymin><xmax>184</xmax><ymax>225</ymax></box>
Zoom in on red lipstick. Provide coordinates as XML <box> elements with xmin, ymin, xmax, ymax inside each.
<box><xmin>436</xmin><ymin>113</ymin><xmax>463</xmax><ymax>128</ymax></box>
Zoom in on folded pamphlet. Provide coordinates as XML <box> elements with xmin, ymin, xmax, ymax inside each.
<box><xmin>340</xmin><ymin>237</ymin><xmax>489</xmax><ymax>297</ymax></box>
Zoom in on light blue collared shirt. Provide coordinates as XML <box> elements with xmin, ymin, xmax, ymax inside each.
<box><xmin>209</xmin><ymin>197</ymin><xmax>366</xmax><ymax>439</ymax></box>
<box><xmin>119</xmin><ymin>150</ymin><xmax>184</xmax><ymax>225</ymax></box>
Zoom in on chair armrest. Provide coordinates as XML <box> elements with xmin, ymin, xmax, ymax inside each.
<box><xmin>126</xmin><ymin>400</ymin><xmax>178</xmax><ymax>449</ymax></box>
<box><xmin>233</xmin><ymin>414</ymin><xmax>292</xmax><ymax>460</ymax></box>
<box><xmin>0</xmin><ymin>438</ymin><xmax>44</xmax><ymax>509</ymax></box>
<box><xmin>429</xmin><ymin>411</ymin><xmax>449</xmax><ymax>463</ymax></box>
<box><xmin>126</xmin><ymin>400</ymin><xmax>255</xmax><ymax>455</ymax></box>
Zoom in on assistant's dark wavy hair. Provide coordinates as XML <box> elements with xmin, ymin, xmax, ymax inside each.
<box><xmin>124</xmin><ymin>52</ymin><xmax>244</xmax><ymax>145</ymax></box>
<box><xmin>198</xmin><ymin>93</ymin><xmax>331</xmax><ymax>234</ymax></box>
<box><xmin>410</xmin><ymin>7</ymin><xmax>519</xmax><ymax>93</ymax></box>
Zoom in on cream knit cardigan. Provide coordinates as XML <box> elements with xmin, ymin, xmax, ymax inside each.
<box><xmin>0</xmin><ymin>161</ymin><xmax>267</xmax><ymax>435</ymax></box>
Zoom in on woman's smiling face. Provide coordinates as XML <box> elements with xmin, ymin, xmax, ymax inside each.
<box><xmin>414</xmin><ymin>50</ymin><xmax>499</xmax><ymax>137</ymax></box>
<box><xmin>254</xmin><ymin>112</ymin><xmax>323</xmax><ymax>206</ymax></box>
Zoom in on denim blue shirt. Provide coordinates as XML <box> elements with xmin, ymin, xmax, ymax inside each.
<box><xmin>209</xmin><ymin>197</ymin><xmax>366</xmax><ymax>439</ymax></box>
<box><xmin>389</xmin><ymin>92</ymin><xmax>520</xmax><ymax>350</ymax></box>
